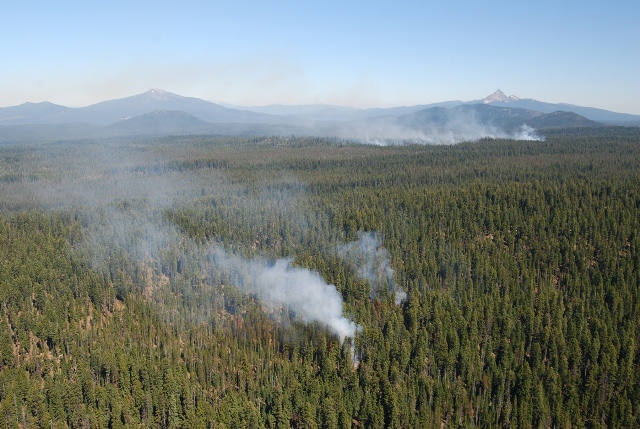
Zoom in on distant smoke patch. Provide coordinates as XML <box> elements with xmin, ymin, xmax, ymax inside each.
<box><xmin>351</xmin><ymin>123</ymin><xmax>545</xmax><ymax>146</ymax></box>
<box><xmin>329</xmin><ymin>107</ymin><xmax>546</xmax><ymax>145</ymax></box>
<box><xmin>337</xmin><ymin>231</ymin><xmax>406</xmax><ymax>304</ymax></box>
<box><xmin>513</xmin><ymin>124</ymin><xmax>545</xmax><ymax>141</ymax></box>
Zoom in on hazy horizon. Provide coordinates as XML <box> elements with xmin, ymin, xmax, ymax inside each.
<box><xmin>2</xmin><ymin>1</ymin><xmax>639</xmax><ymax>114</ymax></box>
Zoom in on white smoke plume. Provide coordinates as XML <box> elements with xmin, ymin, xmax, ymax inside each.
<box><xmin>209</xmin><ymin>249</ymin><xmax>360</xmax><ymax>342</ymax></box>
<box><xmin>337</xmin><ymin>231</ymin><xmax>406</xmax><ymax>304</ymax></box>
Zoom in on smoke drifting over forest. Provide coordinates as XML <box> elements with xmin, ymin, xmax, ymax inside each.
<box><xmin>3</xmin><ymin>127</ymin><xmax>640</xmax><ymax>427</ymax></box>
<box><xmin>307</xmin><ymin>103</ymin><xmax>548</xmax><ymax>145</ymax></box>
<box><xmin>6</xmin><ymin>141</ymin><xmax>365</xmax><ymax>343</ymax></box>
<box><xmin>84</xmin><ymin>196</ymin><xmax>360</xmax><ymax>342</ymax></box>
<box><xmin>0</xmin><ymin>118</ymin><xmax>540</xmax><ymax>343</ymax></box>
<box><xmin>337</xmin><ymin>231</ymin><xmax>406</xmax><ymax>304</ymax></box>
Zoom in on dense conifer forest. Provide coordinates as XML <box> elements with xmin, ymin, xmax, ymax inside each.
<box><xmin>0</xmin><ymin>127</ymin><xmax>639</xmax><ymax>428</ymax></box>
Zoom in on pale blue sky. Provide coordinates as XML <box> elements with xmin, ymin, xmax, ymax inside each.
<box><xmin>2</xmin><ymin>1</ymin><xmax>639</xmax><ymax>113</ymax></box>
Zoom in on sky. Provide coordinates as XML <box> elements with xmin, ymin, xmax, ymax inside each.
<box><xmin>1</xmin><ymin>1</ymin><xmax>639</xmax><ymax>114</ymax></box>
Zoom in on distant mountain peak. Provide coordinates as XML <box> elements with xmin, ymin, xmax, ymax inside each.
<box><xmin>483</xmin><ymin>89</ymin><xmax>520</xmax><ymax>103</ymax></box>
<box><xmin>144</xmin><ymin>88</ymin><xmax>178</xmax><ymax>101</ymax></box>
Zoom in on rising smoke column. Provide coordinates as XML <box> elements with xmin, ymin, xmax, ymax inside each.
<box><xmin>209</xmin><ymin>249</ymin><xmax>360</xmax><ymax>342</ymax></box>
<box><xmin>337</xmin><ymin>231</ymin><xmax>407</xmax><ymax>304</ymax></box>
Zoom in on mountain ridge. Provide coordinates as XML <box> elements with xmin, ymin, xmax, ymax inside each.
<box><xmin>2</xmin><ymin>89</ymin><xmax>638</xmax><ymax>126</ymax></box>
<box><xmin>0</xmin><ymin>89</ymin><xmax>636</xmax><ymax>143</ymax></box>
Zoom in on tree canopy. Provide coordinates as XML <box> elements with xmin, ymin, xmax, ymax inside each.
<box><xmin>0</xmin><ymin>128</ymin><xmax>638</xmax><ymax>428</ymax></box>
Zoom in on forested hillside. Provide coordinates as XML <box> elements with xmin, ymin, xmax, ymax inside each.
<box><xmin>0</xmin><ymin>128</ymin><xmax>639</xmax><ymax>428</ymax></box>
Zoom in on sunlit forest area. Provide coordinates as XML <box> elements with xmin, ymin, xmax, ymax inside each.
<box><xmin>0</xmin><ymin>127</ymin><xmax>639</xmax><ymax>428</ymax></box>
